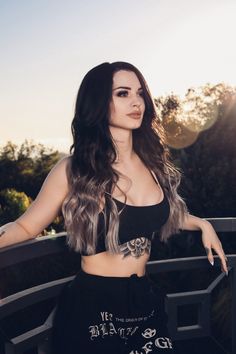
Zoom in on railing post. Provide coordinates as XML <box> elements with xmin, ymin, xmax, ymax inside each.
<box><xmin>232</xmin><ymin>266</ymin><xmax>236</xmax><ymax>354</ymax></box>
<box><xmin>4</xmin><ymin>342</ymin><xmax>16</xmax><ymax>354</ymax></box>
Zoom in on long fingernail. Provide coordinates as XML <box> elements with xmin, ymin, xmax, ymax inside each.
<box><xmin>210</xmin><ymin>260</ymin><xmax>214</xmax><ymax>266</ymax></box>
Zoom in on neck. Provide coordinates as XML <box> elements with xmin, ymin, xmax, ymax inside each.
<box><xmin>109</xmin><ymin>126</ymin><xmax>135</xmax><ymax>164</ymax></box>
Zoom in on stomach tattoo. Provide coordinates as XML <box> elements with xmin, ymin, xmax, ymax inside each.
<box><xmin>119</xmin><ymin>237</ymin><xmax>151</xmax><ymax>259</ymax></box>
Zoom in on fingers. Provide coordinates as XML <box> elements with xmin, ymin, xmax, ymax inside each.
<box><xmin>205</xmin><ymin>245</ymin><xmax>228</xmax><ymax>275</ymax></box>
<box><xmin>214</xmin><ymin>245</ymin><xmax>228</xmax><ymax>275</ymax></box>
<box><xmin>205</xmin><ymin>246</ymin><xmax>214</xmax><ymax>266</ymax></box>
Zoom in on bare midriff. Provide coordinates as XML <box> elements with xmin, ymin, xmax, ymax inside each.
<box><xmin>81</xmin><ymin>252</ymin><xmax>150</xmax><ymax>277</ymax></box>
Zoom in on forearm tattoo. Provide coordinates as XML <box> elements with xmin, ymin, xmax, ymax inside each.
<box><xmin>0</xmin><ymin>230</ymin><xmax>6</xmax><ymax>238</ymax></box>
<box><xmin>119</xmin><ymin>237</ymin><xmax>151</xmax><ymax>259</ymax></box>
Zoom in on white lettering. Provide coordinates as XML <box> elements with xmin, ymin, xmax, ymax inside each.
<box><xmin>100</xmin><ymin>312</ymin><xmax>113</xmax><ymax>321</ymax></box>
<box><xmin>109</xmin><ymin>322</ymin><xmax>117</xmax><ymax>335</ymax></box>
<box><xmin>165</xmin><ymin>337</ymin><xmax>173</xmax><ymax>348</ymax></box>
<box><xmin>118</xmin><ymin>327</ymin><xmax>126</xmax><ymax>339</ymax></box>
<box><xmin>126</xmin><ymin>327</ymin><xmax>133</xmax><ymax>336</ymax></box>
<box><xmin>88</xmin><ymin>321</ymin><xmax>141</xmax><ymax>341</ymax></box>
<box><xmin>142</xmin><ymin>328</ymin><xmax>156</xmax><ymax>339</ymax></box>
<box><xmin>88</xmin><ymin>325</ymin><xmax>100</xmax><ymax>340</ymax></box>
<box><xmin>99</xmin><ymin>323</ymin><xmax>109</xmax><ymax>337</ymax></box>
<box><xmin>115</xmin><ymin>317</ymin><xmax>125</xmax><ymax>322</ymax></box>
<box><xmin>130</xmin><ymin>326</ymin><xmax>139</xmax><ymax>336</ymax></box>
<box><xmin>142</xmin><ymin>341</ymin><xmax>153</xmax><ymax>353</ymax></box>
<box><xmin>155</xmin><ymin>337</ymin><xmax>173</xmax><ymax>349</ymax></box>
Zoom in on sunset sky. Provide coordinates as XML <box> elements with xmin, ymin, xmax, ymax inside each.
<box><xmin>1</xmin><ymin>0</ymin><xmax>236</xmax><ymax>152</ymax></box>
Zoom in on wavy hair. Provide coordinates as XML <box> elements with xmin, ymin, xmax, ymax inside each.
<box><xmin>62</xmin><ymin>61</ymin><xmax>188</xmax><ymax>255</ymax></box>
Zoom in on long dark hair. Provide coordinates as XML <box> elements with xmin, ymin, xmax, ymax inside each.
<box><xmin>62</xmin><ymin>61</ymin><xmax>188</xmax><ymax>255</ymax></box>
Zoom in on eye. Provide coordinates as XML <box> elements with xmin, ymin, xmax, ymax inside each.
<box><xmin>117</xmin><ymin>90</ymin><xmax>129</xmax><ymax>97</ymax></box>
<box><xmin>138</xmin><ymin>90</ymin><xmax>144</xmax><ymax>97</ymax></box>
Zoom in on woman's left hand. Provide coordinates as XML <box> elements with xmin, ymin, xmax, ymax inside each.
<box><xmin>201</xmin><ymin>221</ymin><xmax>228</xmax><ymax>275</ymax></box>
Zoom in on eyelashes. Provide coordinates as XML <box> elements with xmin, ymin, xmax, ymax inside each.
<box><xmin>117</xmin><ymin>90</ymin><xmax>128</xmax><ymax>97</ymax></box>
<box><xmin>116</xmin><ymin>90</ymin><xmax>144</xmax><ymax>98</ymax></box>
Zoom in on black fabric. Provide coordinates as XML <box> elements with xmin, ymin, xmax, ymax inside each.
<box><xmin>52</xmin><ymin>270</ymin><xmax>177</xmax><ymax>354</ymax></box>
<box><xmin>81</xmin><ymin>173</ymin><xmax>170</xmax><ymax>256</ymax></box>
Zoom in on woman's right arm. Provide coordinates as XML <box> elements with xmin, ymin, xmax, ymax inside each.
<box><xmin>0</xmin><ymin>155</ymin><xmax>71</xmax><ymax>248</ymax></box>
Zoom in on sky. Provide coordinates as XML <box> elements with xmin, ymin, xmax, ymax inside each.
<box><xmin>0</xmin><ymin>0</ymin><xmax>236</xmax><ymax>153</ymax></box>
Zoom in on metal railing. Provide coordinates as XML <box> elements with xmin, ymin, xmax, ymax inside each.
<box><xmin>0</xmin><ymin>217</ymin><xmax>235</xmax><ymax>354</ymax></box>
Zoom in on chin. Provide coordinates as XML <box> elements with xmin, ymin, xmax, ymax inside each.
<box><xmin>109</xmin><ymin>121</ymin><xmax>143</xmax><ymax>131</ymax></box>
<box><xmin>131</xmin><ymin>121</ymin><xmax>143</xmax><ymax>129</ymax></box>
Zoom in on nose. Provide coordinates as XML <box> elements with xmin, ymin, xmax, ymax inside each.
<box><xmin>132</xmin><ymin>97</ymin><xmax>142</xmax><ymax>109</ymax></box>
<box><xmin>133</xmin><ymin>101</ymin><xmax>141</xmax><ymax>108</ymax></box>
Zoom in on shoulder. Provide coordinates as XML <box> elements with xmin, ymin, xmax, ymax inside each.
<box><xmin>50</xmin><ymin>154</ymin><xmax>72</xmax><ymax>174</ymax></box>
<box><xmin>45</xmin><ymin>155</ymin><xmax>72</xmax><ymax>189</ymax></box>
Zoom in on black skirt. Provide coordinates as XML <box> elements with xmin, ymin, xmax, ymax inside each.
<box><xmin>52</xmin><ymin>269</ymin><xmax>177</xmax><ymax>354</ymax></box>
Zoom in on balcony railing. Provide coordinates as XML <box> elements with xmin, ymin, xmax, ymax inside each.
<box><xmin>0</xmin><ymin>217</ymin><xmax>235</xmax><ymax>354</ymax></box>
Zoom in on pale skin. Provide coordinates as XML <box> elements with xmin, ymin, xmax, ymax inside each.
<box><xmin>0</xmin><ymin>70</ymin><xmax>228</xmax><ymax>277</ymax></box>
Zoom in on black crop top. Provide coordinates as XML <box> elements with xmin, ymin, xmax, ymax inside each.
<box><xmin>81</xmin><ymin>175</ymin><xmax>170</xmax><ymax>256</ymax></box>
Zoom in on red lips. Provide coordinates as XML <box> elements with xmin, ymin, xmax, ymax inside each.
<box><xmin>127</xmin><ymin>112</ymin><xmax>142</xmax><ymax>119</ymax></box>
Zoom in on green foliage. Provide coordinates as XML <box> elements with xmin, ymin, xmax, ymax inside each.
<box><xmin>173</xmin><ymin>100</ymin><xmax>236</xmax><ymax>218</ymax></box>
<box><xmin>154</xmin><ymin>83</ymin><xmax>236</xmax><ymax>219</ymax></box>
<box><xmin>0</xmin><ymin>188</ymin><xmax>30</xmax><ymax>224</ymax></box>
<box><xmin>0</xmin><ymin>140</ymin><xmax>64</xmax><ymax>229</ymax></box>
<box><xmin>0</xmin><ymin>140</ymin><xmax>62</xmax><ymax>199</ymax></box>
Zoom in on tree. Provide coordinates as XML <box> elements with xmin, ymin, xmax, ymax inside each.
<box><xmin>0</xmin><ymin>188</ymin><xmax>31</xmax><ymax>224</ymax></box>
<box><xmin>0</xmin><ymin>140</ymin><xmax>63</xmax><ymax>198</ymax></box>
<box><xmin>0</xmin><ymin>140</ymin><xmax>65</xmax><ymax>229</ymax></box>
<box><xmin>155</xmin><ymin>83</ymin><xmax>236</xmax><ymax>218</ymax></box>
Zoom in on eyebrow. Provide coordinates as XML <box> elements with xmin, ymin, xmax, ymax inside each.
<box><xmin>112</xmin><ymin>86</ymin><xmax>143</xmax><ymax>91</ymax></box>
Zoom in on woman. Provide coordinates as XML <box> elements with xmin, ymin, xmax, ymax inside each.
<box><xmin>0</xmin><ymin>62</ymin><xmax>228</xmax><ymax>354</ymax></box>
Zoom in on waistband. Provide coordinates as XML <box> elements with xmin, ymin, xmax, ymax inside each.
<box><xmin>77</xmin><ymin>268</ymin><xmax>149</xmax><ymax>285</ymax></box>
<box><xmin>78</xmin><ymin>269</ymin><xmax>153</xmax><ymax>316</ymax></box>
<box><xmin>70</xmin><ymin>269</ymin><xmax>157</xmax><ymax>317</ymax></box>
<box><xmin>72</xmin><ymin>269</ymin><xmax>152</xmax><ymax>297</ymax></box>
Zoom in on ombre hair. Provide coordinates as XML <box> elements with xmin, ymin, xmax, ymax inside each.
<box><xmin>62</xmin><ymin>61</ymin><xmax>188</xmax><ymax>255</ymax></box>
